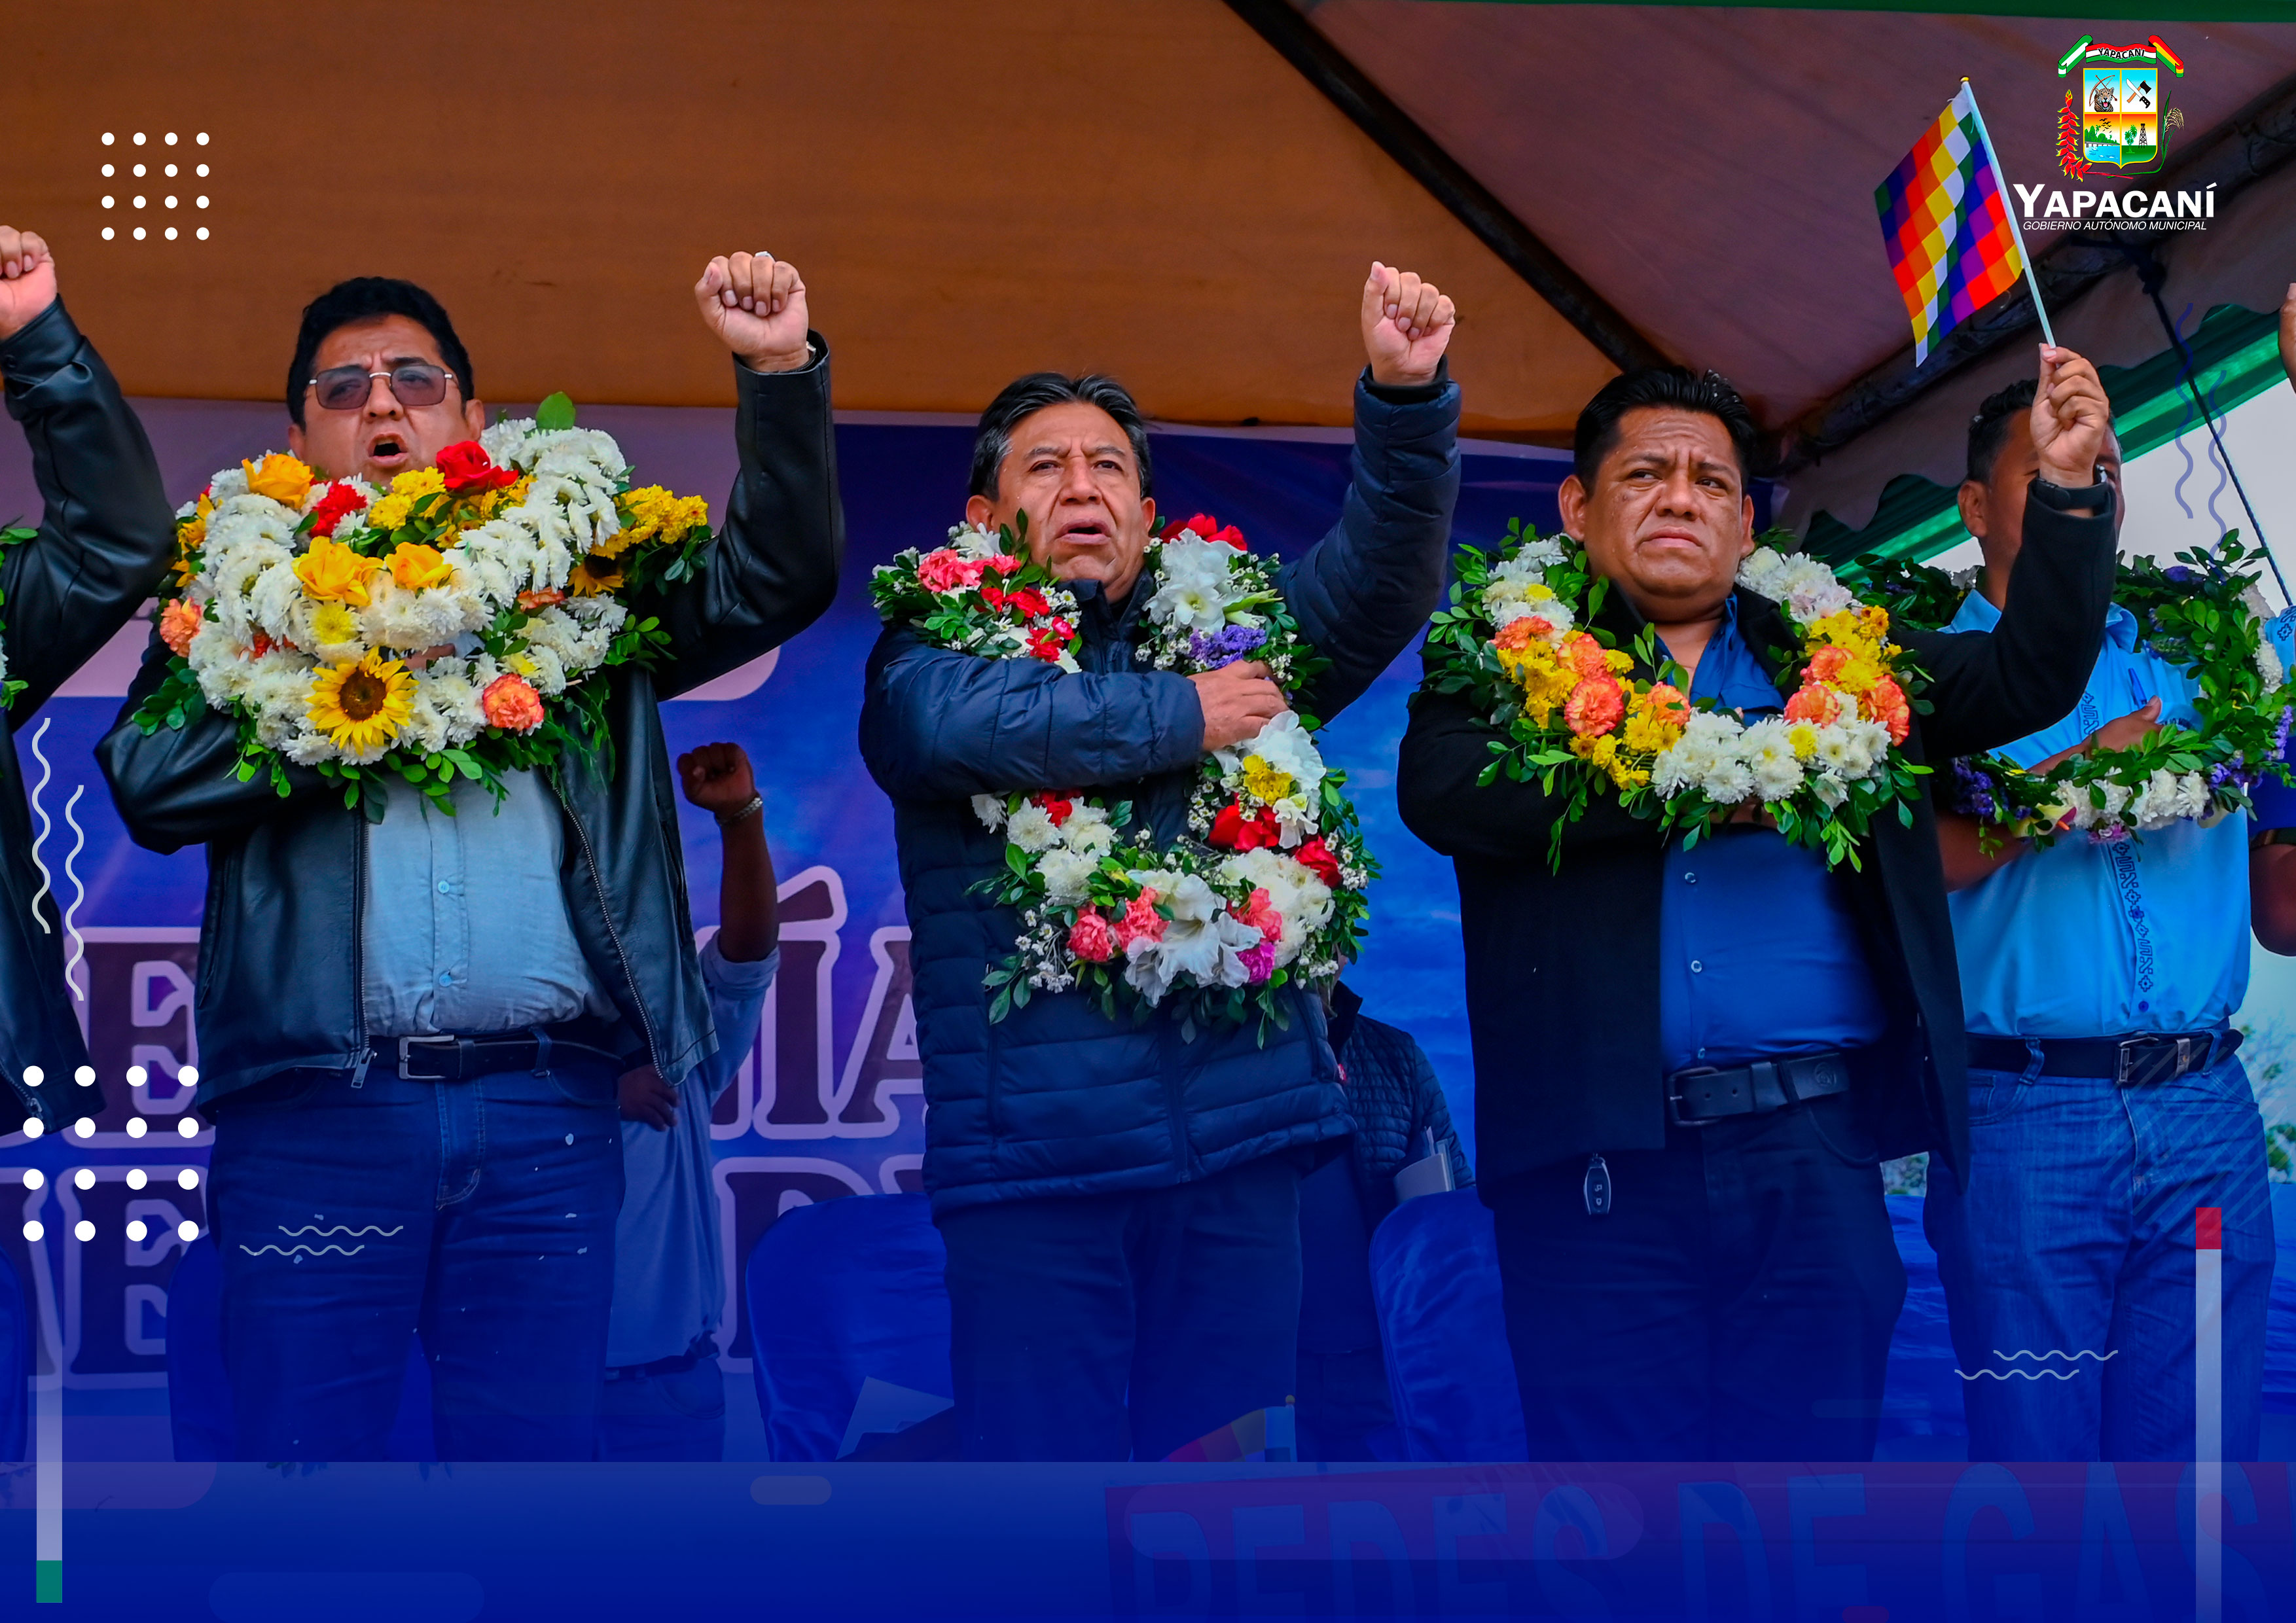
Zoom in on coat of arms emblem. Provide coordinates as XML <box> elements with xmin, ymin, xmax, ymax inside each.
<box><xmin>2055</xmin><ymin>35</ymin><xmax>2185</xmax><ymax>180</ymax></box>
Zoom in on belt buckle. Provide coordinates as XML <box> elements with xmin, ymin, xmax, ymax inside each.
<box><xmin>2115</xmin><ymin>1037</ymin><xmax>2193</xmax><ymax>1088</ymax></box>
<box><xmin>1666</xmin><ymin>1066</ymin><xmax>1723</xmax><ymax>1130</ymax></box>
<box><xmin>397</xmin><ymin>1035</ymin><xmax>458</xmax><ymax>1080</ymax></box>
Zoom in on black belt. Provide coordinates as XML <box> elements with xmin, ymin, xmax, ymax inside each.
<box><xmin>390</xmin><ymin>1029</ymin><xmax>626</xmax><ymax>1084</ymax></box>
<box><xmin>607</xmin><ymin>1337</ymin><xmax>717</xmax><ymax>1382</ymax></box>
<box><xmin>1666</xmin><ymin>1050</ymin><xmax>1852</xmax><ymax>1128</ymax></box>
<box><xmin>1966</xmin><ymin>1028</ymin><xmax>2239</xmax><ymax>1086</ymax></box>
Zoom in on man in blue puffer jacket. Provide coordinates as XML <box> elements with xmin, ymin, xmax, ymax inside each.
<box><xmin>860</xmin><ymin>264</ymin><xmax>1462</xmax><ymax>1461</ymax></box>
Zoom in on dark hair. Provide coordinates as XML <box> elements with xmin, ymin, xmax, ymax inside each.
<box><xmin>969</xmin><ymin>372</ymin><xmax>1153</xmax><ymax>501</ymax></box>
<box><xmin>285</xmin><ymin>277</ymin><xmax>475</xmax><ymax>428</ymax></box>
<box><xmin>1964</xmin><ymin>378</ymin><xmax>2037</xmax><ymax>486</ymax></box>
<box><xmin>1572</xmin><ymin>366</ymin><xmax>1757</xmax><ymax>488</ymax></box>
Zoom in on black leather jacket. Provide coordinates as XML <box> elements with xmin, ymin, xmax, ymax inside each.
<box><xmin>0</xmin><ymin>301</ymin><xmax>176</xmax><ymax>1124</ymax></box>
<box><xmin>96</xmin><ymin>342</ymin><xmax>844</xmax><ymax>1110</ymax></box>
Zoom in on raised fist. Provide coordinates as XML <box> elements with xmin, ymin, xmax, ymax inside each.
<box><xmin>677</xmin><ymin>741</ymin><xmax>759</xmax><ymax>817</ymax></box>
<box><xmin>694</xmin><ymin>251</ymin><xmax>812</xmax><ymax>374</ymax></box>
<box><xmin>1361</xmin><ymin>262</ymin><xmax>1457</xmax><ymax>389</ymax></box>
<box><xmin>2030</xmin><ymin>344</ymin><xmax>2111</xmax><ymax>490</ymax></box>
<box><xmin>0</xmin><ymin>228</ymin><xmax>58</xmax><ymax>344</ymax></box>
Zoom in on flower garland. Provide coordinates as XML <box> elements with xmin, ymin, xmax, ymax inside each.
<box><xmin>130</xmin><ymin>393</ymin><xmax>713</xmax><ymax>815</ymax></box>
<box><xmin>869</xmin><ymin>515</ymin><xmax>1372</xmax><ymax>1037</ymax></box>
<box><xmin>1863</xmin><ymin>530</ymin><xmax>2296</xmax><ymax>844</ymax></box>
<box><xmin>1422</xmin><ymin>522</ymin><xmax>1929</xmax><ymax>869</ymax></box>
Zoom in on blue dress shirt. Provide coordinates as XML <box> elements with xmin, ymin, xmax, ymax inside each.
<box><xmin>361</xmin><ymin>769</ymin><xmax>610</xmax><ymax>1039</ymax></box>
<box><xmin>609</xmin><ymin>934</ymin><xmax>780</xmax><ymax>1367</ymax></box>
<box><xmin>1657</xmin><ymin>598</ymin><xmax>1889</xmax><ymax>1073</ymax></box>
<box><xmin>1945</xmin><ymin>590</ymin><xmax>2251</xmax><ymax>1038</ymax></box>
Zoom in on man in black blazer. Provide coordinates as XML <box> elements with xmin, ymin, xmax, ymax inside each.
<box><xmin>1397</xmin><ymin>351</ymin><xmax>2116</xmax><ymax>1460</ymax></box>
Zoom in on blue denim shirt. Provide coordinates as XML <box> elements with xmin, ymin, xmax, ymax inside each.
<box><xmin>1945</xmin><ymin>590</ymin><xmax>2254</xmax><ymax>1038</ymax></box>
<box><xmin>360</xmin><ymin>770</ymin><xmax>609</xmax><ymax>1038</ymax></box>
<box><xmin>608</xmin><ymin>935</ymin><xmax>779</xmax><ymax>1366</ymax></box>
<box><xmin>1657</xmin><ymin>598</ymin><xmax>1889</xmax><ymax>1073</ymax></box>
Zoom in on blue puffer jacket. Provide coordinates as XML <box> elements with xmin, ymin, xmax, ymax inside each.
<box><xmin>860</xmin><ymin>369</ymin><xmax>1461</xmax><ymax>1215</ymax></box>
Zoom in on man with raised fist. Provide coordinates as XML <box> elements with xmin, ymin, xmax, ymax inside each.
<box><xmin>0</xmin><ymin>226</ymin><xmax>175</xmax><ymax>1132</ymax></box>
<box><xmin>861</xmin><ymin>264</ymin><xmax>1461</xmax><ymax>1461</ymax></box>
<box><xmin>98</xmin><ymin>253</ymin><xmax>842</xmax><ymax>1461</ymax></box>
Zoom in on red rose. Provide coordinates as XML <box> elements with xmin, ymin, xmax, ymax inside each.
<box><xmin>1293</xmin><ymin>836</ymin><xmax>1344</xmax><ymax>887</ymax></box>
<box><xmin>435</xmin><ymin>441</ymin><xmax>519</xmax><ymax>495</ymax></box>
<box><xmin>1032</xmin><ymin>793</ymin><xmax>1073</xmax><ymax>827</ymax></box>
<box><xmin>1005</xmin><ymin>587</ymin><xmax>1051</xmax><ymax>618</ymax></box>
<box><xmin>1026</xmin><ymin>622</ymin><xmax>1073</xmax><ymax>663</ymax></box>
<box><xmin>1181</xmin><ymin>513</ymin><xmax>1248</xmax><ymax>550</ymax></box>
<box><xmin>1210</xmin><ymin>801</ymin><xmax>1279</xmax><ymax>851</ymax></box>
<box><xmin>306</xmin><ymin>480</ymin><xmax>367</xmax><ymax>538</ymax></box>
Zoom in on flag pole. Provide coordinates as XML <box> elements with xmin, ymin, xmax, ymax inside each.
<box><xmin>1961</xmin><ymin>78</ymin><xmax>2056</xmax><ymax>349</ymax></box>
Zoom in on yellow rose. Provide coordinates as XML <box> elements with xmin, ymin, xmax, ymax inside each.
<box><xmin>387</xmin><ymin>543</ymin><xmax>454</xmax><ymax>592</ymax></box>
<box><xmin>293</xmin><ymin>535</ymin><xmax>378</xmax><ymax>607</ymax></box>
<box><xmin>243</xmin><ymin>453</ymin><xmax>315</xmax><ymax>508</ymax></box>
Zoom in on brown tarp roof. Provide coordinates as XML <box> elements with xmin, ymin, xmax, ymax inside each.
<box><xmin>9</xmin><ymin>2</ymin><xmax>2293</xmax><ymax>522</ymax></box>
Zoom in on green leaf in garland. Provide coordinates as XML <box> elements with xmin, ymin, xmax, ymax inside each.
<box><xmin>535</xmin><ymin>391</ymin><xmax>578</xmax><ymax>432</ymax></box>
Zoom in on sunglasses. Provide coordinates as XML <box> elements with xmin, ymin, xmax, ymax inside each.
<box><xmin>306</xmin><ymin>362</ymin><xmax>459</xmax><ymax>413</ymax></box>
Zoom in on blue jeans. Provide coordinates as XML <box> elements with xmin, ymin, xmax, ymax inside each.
<box><xmin>596</xmin><ymin>1352</ymin><xmax>727</xmax><ymax>1461</ymax></box>
<box><xmin>938</xmin><ymin>1152</ymin><xmax>1303</xmax><ymax>1462</ymax></box>
<box><xmin>207</xmin><ymin>1057</ymin><xmax>622</xmax><ymax>1461</ymax></box>
<box><xmin>1926</xmin><ymin>1050</ymin><xmax>2273</xmax><ymax>1461</ymax></box>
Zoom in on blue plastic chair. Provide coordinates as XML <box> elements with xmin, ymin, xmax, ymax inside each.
<box><xmin>1367</xmin><ymin>1188</ymin><xmax>1527</xmax><ymax>1461</ymax></box>
<box><xmin>744</xmin><ymin>1192</ymin><xmax>952</xmax><ymax>1461</ymax></box>
<box><xmin>165</xmin><ymin>1236</ymin><xmax>435</xmax><ymax>1461</ymax></box>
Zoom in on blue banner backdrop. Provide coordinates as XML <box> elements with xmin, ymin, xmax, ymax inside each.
<box><xmin>0</xmin><ymin>400</ymin><xmax>1602</xmax><ymax>1386</ymax></box>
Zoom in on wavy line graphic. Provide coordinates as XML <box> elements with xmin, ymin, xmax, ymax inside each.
<box><xmin>2170</xmin><ymin>301</ymin><xmax>2199</xmax><ymax>520</ymax></box>
<box><xmin>1958</xmin><ymin>1368</ymin><xmax>2080</xmax><ymax>1381</ymax></box>
<box><xmin>1993</xmin><ymin>1348</ymin><xmax>2118</xmax><ymax>1363</ymax></box>
<box><xmin>276</xmin><ymin>1224</ymin><xmax>403</xmax><ymax>1238</ymax></box>
<box><xmin>238</xmin><ymin>1243</ymin><xmax>367</xmax><ymax>1258</ymax></box>
<box><xmin>24</xmin><ymin>716</ymin><xmax>55</xmax><ymax>935</ymax></box>
<box><xmin>57</xmin><ymin>785</ymin><xmax>86</xmax><ymax>1001</ymax></box>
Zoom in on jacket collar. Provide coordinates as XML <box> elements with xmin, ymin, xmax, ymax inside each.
<box><xmin>1068</xmin><ymin>575</ymin><xmax>1147</xmax><ymax>645</ymax></box>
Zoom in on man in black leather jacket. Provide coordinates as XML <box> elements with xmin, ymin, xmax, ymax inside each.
<box><xmin>0</xmin><ymin>226</ymin><xmax>175</xmax><ymax>1129</ymax></box>
<box><xmin>96</xmin><ymin>253</ymin><xmax>843</xmax><ymax>1460</ymax></box>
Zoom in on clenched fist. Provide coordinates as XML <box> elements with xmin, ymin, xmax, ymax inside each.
<box><xmin>1361</xmin><ymin>262</ymin><xmax>1458</xmax><ymax>388</ymax></box>
<box><xmin>2030</xmin><ymin>344</ymin><xmax>2111</xmax><ymax>491</ymax></box>
<box><xmin>0</xmin><ymin>228</ymin><xmax>58</xmax><ymax>344</ymax></box>
<box><xmin>694</xmin><ymin>251</ymin><xmax>812</xmax><ymax>374</ymax></box>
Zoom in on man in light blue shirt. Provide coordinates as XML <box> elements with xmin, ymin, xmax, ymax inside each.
<box><xmin>1927</xmin><ymin>376</ymin><xmax>2287</xmax><ymax>1461</ymax></box>
<box><xmin>599</xmin><ymin>743</ymin><xmax>780</xmax><ymax>1461</ymax></box>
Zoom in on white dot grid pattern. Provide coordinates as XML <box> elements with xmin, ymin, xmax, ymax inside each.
<box><xmin>126</xmin><ymin>1221</ymin><xmax>148</xmax><ymax>1243</ymax></box>
<box><xmin>126</xmin><ymin>1118</ymin><xmax>147</xmax><ymax>1138</ymax></box>
<box><xmin>177</xmin><ymin>1118</ymin><xmax>198</xmax><ymax>1139</ymax></box>
<box><xmin>20</xmin><ymin>1170</ymin><xmax>41</xmax><ymax>1191</ymax></box>
<box><xmin>20</xmin><ymin>1119</ymin><xmax>41</xmax><ymax>1139</ymax></box>
<box><xmin>71</xmin><ymin>1169</ymin><xmax>92</xmax><ymax>1190</ymax></box>
<box><xmin>73</xmin><ymin>1065</ymin><xmax>93</xmax><ymax>1086</ymax></box>
<box><xmin>125</xmin><ymin>1169</ymin><xmax>147</xmax><ymax>1190</ymax></box>
<box><xmin>176</xmin><ymin>1221</ymin><xmax>198</xmax><ymax>1243</ymax></box>
<box><xmin>73</xmin><ymin>1221</ymin><xmax>93</xmax><ymax>1243</ymax></box>
<box><xmin>181</xmin><ymin>1067</ymin><xmax>200</xmax><ymax>1086</ymax></box>
<box><xmin>177</xmin><ymin>1169</ymin><xmax>199</xmax><ymax>1190</ymax></box>
<box><xmin>127</xmin><ymin>1065</ymin><xmax>147</xmax><ymax>1088</ymax></box>
<box><xmin>21</xmin><ymin>1222</ymin><xmax>41</xmax><ymax>1243</ymax></box>
<box><xmin>105</xmin><ymin>135</ymin><xmax>209</xmax><ymax>241</ymax></box>
<box><xmin>72</xmin><ymin>1118</ymin><xmax>94</xmax><ymax>1137</ymax></box>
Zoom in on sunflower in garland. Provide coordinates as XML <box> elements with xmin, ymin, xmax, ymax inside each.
<box><xmin>307</xmin><ymin>649</ymin><xmax>415</xmax><ymax>755</ymax></box>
